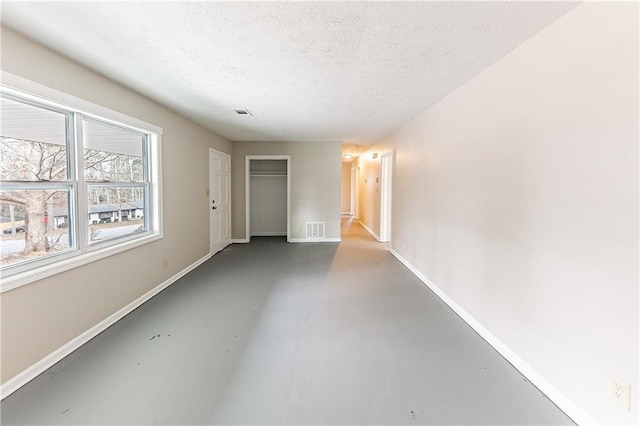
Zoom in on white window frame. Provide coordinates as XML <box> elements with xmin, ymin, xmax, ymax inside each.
<box><xmin>0</xmin><ymin>71</ymin><xmax>163</xmax><ymax>292</ymax></box>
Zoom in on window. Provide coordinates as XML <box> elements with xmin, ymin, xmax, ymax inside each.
<box><xmin>83</xmin><ymin>118</ymin><xmax>148</xmax><ymax>245</ymax></box>
<box><xmin>0</xmin><ymin>79</ymin><xmax>162</xmax><ymax>289</ymax></box>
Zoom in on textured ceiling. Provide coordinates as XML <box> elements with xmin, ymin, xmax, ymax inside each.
<box><xmin>1</xmin><ymin>1</ymin><xmax>577</xmax><ymax>145</ymax></box>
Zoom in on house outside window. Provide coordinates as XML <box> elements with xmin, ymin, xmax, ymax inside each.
<box><xmin>0</xmin><ymin>79</ymin><xmax>162</xmax><ymax>290</ymax></box>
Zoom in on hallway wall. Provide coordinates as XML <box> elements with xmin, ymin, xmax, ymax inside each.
<box><xmin>341</xmin><ymin>162</ymin><xmax>351</xmax><ymax>214</ymax></box>
<box><xmin>355</xmin><ymin>153</ymin><xmax>382</xmax><ymax>240</ymax></box>
<box><xmin>0</xmin><ymin>27</ymin><xmax>232</xmax><ymax>384</ymax></box>
<box><xmin>360</xmin><ymin>3</ymin><xmax>638</xmax><ymax>424</ymax></box>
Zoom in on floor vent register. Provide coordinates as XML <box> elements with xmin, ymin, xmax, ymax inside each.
<box><xmin>305</xmin><ymin>222</ymin><xmax>325</xmax><ymax>239</ymax></box>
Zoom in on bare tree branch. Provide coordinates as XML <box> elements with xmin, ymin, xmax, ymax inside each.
<box><xmin>0</xmin><ymin>194</ymin><xmax>26</xmax><ymax>206</ymax></box>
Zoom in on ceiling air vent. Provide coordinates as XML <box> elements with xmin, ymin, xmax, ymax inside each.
<box><xmin>234</xmin><ymin>109</ymin><xmax>252</xmax><ymax>116</ymax></box>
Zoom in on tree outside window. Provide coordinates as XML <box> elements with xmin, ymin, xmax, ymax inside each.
<box><xmin>0</xmin><ymin>92</ymin><xmax>154</xmax><ymax>273</ymax></box>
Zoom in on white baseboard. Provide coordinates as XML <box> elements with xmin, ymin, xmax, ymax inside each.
<box><xmin>356</xmin><ymin>220</ymin><xmax>381</xmax><ymax>242</ymax></box>
<box><xmin>250</xmin><ymin>232</ymin><xmax>287</xmax><ymax>237</ymax></box>
<box><xmin>0</xmin><ymin>252</ymin><xmax>212</xmax><ymax>400</ymax></box>
<box><xmin>231</xmin><ymin>238</ymin><xmax>249</xmax><ymax>243</ymax></box>
<box><xmin>288</xmin><ymin>238</ymin><xmax>342</xmax><ymax>243</ymax></box>
<box><xmin>388</xmin><ymin>248</ymin><xmax>594</xmax><ymax>426</ymax></box>
<box><xmin>341</xmin><ymin>212</ymin><xmax>351</xmax><ymax>215</ymax></box>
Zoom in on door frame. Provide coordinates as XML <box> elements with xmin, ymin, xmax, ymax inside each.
<box><xmin>354</xmin><ymin>166</ymin><xmax>361</xmax><ymax>220</ymax></box>
<box><xmin>245</xmin><ymin>155</ymin><xmax>291</xmax><ymax>242</ymax></box>
<box><xmin>350</xmin><ymin>165</ymin><xmax>356</xmax><ymax>216</ymax></box>
<box><xmin>209</xmin><ymin>148</ymin><xmax>232</xmax><ymax>255</ymax></box>
<box><xmin>379</xmin><ymin>150</ymin><xmax>394</xmax><ymax>243</ymax></box>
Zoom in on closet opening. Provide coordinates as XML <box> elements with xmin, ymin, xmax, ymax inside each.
<box><xmin>245</xmin><ymin>156</ymin><xmax>290</xmax><ymax>242</ymax></box>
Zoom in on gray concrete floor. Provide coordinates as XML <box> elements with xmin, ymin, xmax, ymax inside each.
<box><xmin>1</xmin><ymin>218</ymin><xmax>574</xmax><ymax>425</ymax></box>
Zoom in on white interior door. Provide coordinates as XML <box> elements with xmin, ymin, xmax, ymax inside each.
<box><xmin>209</xmin><ymin>148</ymin><xmax>231</xmax><ymax>255</ymax></box>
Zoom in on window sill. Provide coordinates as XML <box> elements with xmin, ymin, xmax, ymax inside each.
<box><xmin>0</xmin><ymin>233</ymin><xmax>162</xmax><ymax>293</ymax></box>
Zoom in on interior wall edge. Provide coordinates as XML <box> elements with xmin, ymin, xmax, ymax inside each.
<box><xmin>0</xmin><ymin>252</ymin><xmax>212</xmax><ymax>397</ymax></box>
<box><xmin>356</xmin><ymin>219</ymin><xmax>381</xmax><ymax>242</ymax></box>
<box><xmin>388</xmin><ymin>248</ymin><xmax>596</xmax><ymax>426</ymax></box>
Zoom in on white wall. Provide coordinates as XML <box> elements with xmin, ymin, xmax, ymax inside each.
<box><xmin>361</xmin><ymin>3</ymin><xmax>638</xmax><ymax>424</ymax></box>
<box><xmin>0</xmin><ymin>27</ymin><xmax>232</xmax><ymax>383</ymax></box>
<box><xmin>232</xmin><ymin>141</ymin><xmax>342</xmax><ymax>241</ymax></box>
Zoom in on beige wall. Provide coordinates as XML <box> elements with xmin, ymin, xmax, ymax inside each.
<box><xmin>231</xmin><ymin>141</ymin><xmax>342</xmax><ymax>241</ymax></box>
<box><xmin>0</xmin><ymin>27</ymin><xmax>232</xmax><ymax>383</ymax></box>
<box><xmin>359</xmin><ymin>3</ymin><xmax>638</xmax><ymax>423</ymax></box>
<box><xmin>340</xmin><ymin>162</ymin><xmax>351</xmax><ymax>213</ymax></box>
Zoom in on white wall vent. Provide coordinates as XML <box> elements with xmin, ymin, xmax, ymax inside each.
<box><xmin>306</xmin><ymin>222</ymin><xmax>325</xmax><ymax>239</ymax></box>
